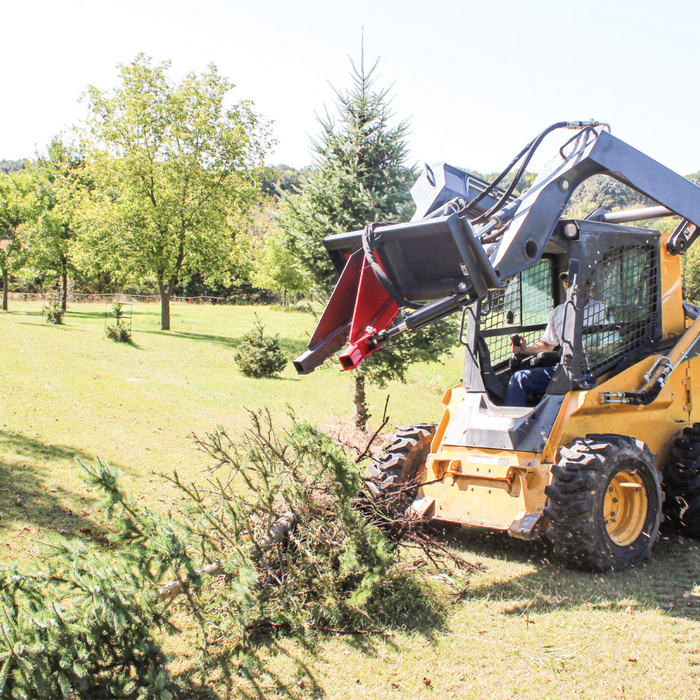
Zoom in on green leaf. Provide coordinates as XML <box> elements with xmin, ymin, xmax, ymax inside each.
<box><xmin>57</xmin><ymin>670</ymin><xmax>73</xmax><ymax>699</ymax></box>
<box><xmin>0</xmin><ymin>657</ymin><xmax>13</xmax><ymax>692</ymax></box>
<box><xmin>73</xmin><ymin>659</ymin><xmax>87</xmax><ymax>677</ymax></box>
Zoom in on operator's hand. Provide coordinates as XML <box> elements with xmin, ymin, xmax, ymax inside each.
<box><xmin>511</xmin><ymin>334</ymin><xmax>526</xmax><ymax>355</ymax></box>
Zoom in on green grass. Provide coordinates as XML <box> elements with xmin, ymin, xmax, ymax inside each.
<box><xmin>0</xmin><ymin>301</ymin><xmax>459</xmax><ymax>554</ymax></box>
<box><xmin>2</xmin><ymin>300</ymin><xmax>700</xmax><ymax>699</ymax></box>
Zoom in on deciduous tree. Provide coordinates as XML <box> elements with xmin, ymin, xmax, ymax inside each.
<box><xmin>19</xmin><ymin>138</ymin><xmax>86</xmax><ymax>311</ymax></box>
<box><xmin>252</xmin><ymin>212</ymin><xmax>312</xmax><ymax>305</ymax></box>
<box><xmin>79</xmin><ymin>55</ymin><xmax>271</xmax><ymax>330</ymax></box>
<box><xmin>0</xmin><ymin>167</ymin><xmax>32</xmax><ymax>310</ymax></box>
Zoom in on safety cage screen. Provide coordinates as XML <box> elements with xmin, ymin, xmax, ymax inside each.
<box><xmin>580</xmin><ymin>243</ymin><xmax>660</xmax><ymax>374</ymax></box>
<box><xmin>478</xmin><ymin>258</ymin><xmax>555</xmax><ymax>365</ymax></box>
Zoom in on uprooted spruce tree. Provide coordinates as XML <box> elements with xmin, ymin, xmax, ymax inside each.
<box><xmin>0</xmin><ymin>410</ymin><xmax>478</xmax><ymax>698</ymax></box>
<box><xmin>77</xmin><ymin>54</ymin><xmax>271</xmax><ymax>331</ymax></box>
<box><xmin>277</xmin><ymin>52</ymin><xmax>456</xmax><ymax>429</ymax></box>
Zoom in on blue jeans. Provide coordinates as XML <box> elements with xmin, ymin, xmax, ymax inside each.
<box><xmin>503</xmin><ymin>366</ymin><xmax>557</xmax><ymax>407</ymax></box>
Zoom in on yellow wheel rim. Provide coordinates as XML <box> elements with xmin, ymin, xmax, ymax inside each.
<box><xmin>604</xmin><ymin>468</ymin><xmax>648</xmax><ymax>546</ymax></box>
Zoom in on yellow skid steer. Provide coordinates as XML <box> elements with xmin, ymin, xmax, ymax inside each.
<box><xmin>295</xmin><ymin>121</ymin><xmax>700</xmax><ymax>570</ymax></box>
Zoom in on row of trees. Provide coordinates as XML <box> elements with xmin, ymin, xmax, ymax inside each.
<box><xmin>7</xmin><ymin>54</ymin><xmax>700</xmax><ymax>324</ymax></box>
<box><xmin>8</xmin><ymin>54</ymin><xmax>700</xmax><ymax>427</ymax></box>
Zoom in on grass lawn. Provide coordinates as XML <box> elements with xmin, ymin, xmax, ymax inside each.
<box><xmin>1</xmin><ymin>300</ymin><xmax>700</xmax><ymax>699</ymax></box>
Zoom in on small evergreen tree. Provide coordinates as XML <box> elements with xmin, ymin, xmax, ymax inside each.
<box><xmin>277</xmin><ymin>53</ymin><xmax>455</xmax><ymax>428</ymax></box>
<box><xmin>105</xmin><ymin>301</ymin><xmax>133</xmax><ymax>342</ymax></box>
<box><xmin>235</xmin><ymin>315</ymin><xmax>287</xmax><ymax>377</ymax></box>
<box><xmin>42</xmin><ymin>292</ymin><xmax>65</xmax><ymax>325</ymax></box>
<box><xmin>278</xmin><ymin>54</ymin><xmax>415</xmax><ymax>297</ymax></box>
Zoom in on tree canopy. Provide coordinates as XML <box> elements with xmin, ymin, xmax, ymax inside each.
<box><xmin>0</xmin><ymin>167</ymin><xmax>35</xmax><ymax>309</ymax></box>
<box><xmin>15</xmin><ymin>137</ymin><xmax>88</xmax><ymax>311</ymax></box>
<box><xmin>78</xmin><ymin>54</ymin><xmax>272</xmax><ymax>329</ymax></box>
<box><xmin>277</xmin><ymin>56</ymin><xmax>417</xmax><ymax>297</ymax></box>
<box><xmin>251</xmin><ymin>210</ymin><xmax>312</xmax><ymax>304</ymax></box>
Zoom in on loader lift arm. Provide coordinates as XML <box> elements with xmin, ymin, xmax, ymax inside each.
<box><xmin>294</xmin><ymin>124</ymin><xmax>700</xmax><ymax>375</ymax></box>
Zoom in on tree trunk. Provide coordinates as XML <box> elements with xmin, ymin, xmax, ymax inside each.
<box><xmin>158</xmin><ymin>275</ymin><xmax>177</xmax><ymax>331</ymax></box>
<box><xmin>158</xmin><ymin>277</ymin><xmax>170</xmax><ymax>330</ymax></box>
<box><xmin>2</xmin><ymin>268</ymin><xmax>8</xmax><ymax>311</ymax></box>
<box><xmin>353</xmin><ymin>373</ymin><xmax>370</xmax><ymax>431</ymax></box>
<box><xmin>61</xmin><ymin>259</ymin><xmax>68</xmax><ymax>312</ymax></box>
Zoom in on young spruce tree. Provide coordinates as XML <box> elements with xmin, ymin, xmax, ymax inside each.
<box><xmin>278</xmin><ymin>54</ymin><xmax>455</xmax><ymax>429</ymax></box>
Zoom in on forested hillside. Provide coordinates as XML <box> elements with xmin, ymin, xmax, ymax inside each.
<box><xmin>465</xmin><ymin>168</ymin><xmax>656</xmax><ymax>216</ymax></box>
<box><xmin>0</xmin><ymin>159</ymin><xmax>25</xmax><ymax>174</ymax></box>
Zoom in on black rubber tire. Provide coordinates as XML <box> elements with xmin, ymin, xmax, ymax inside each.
<box><xmin>367</xmin><ymin>423</ymin><xmax>436</xmax><ymax>502</ymax></box>
<box><xmin>544</xmin><ymin>434</ymin><xmax>663</xmax><ymax>571</ymax></box>
<box><xmin>663</xmin><ymin>424</ymin><xmax>700</xmax><ymax>538</ymax></box>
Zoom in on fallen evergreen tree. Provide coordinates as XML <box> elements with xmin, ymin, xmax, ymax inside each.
<box><xmin>0</xmin><ymin>411</ymin><xmax>479</xmax><ymax>697</ymax></box>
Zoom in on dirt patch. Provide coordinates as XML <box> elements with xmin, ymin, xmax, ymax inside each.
<box><xmin>321</xmin><ymin>416</ymin><xmax>390</xmax><ymax>463</ymax></box>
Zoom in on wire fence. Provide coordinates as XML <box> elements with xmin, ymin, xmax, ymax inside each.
<box><xmin>6</xmin><ymin>292</ymin><xmax>265</xmax><ymax>305</ymax></box>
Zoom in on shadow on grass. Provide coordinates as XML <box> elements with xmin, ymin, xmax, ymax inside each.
<box><xmin>179</xmin><ymin>639</ymin><xmax>325</xmax><ymax>700</ymax></box>
<box><xmin>278</xmin><ymin>337</ymin><xmax>311</xmax><ymax>357</ymax></box>
<box><xmin>16</xmin><ymin>321</ymin><xmax>84</xmax><ymax>332</ymax></box>
<box><xmin>0</xmin><ymin>309</ymin><xmax>38</xmax><ymax>317</ymax></box>
<box><xmin>63</xmin><ymin>310</ymin><xmax>107</xmax><ymax>319</ymax></box>
<box><xmin>65</xmin><ymin>308</ymin><xmax>158</xmax><ymax>322</ymax></box>
<box><xmin>138</xmin><ymin>328</ymin><xmax>241</xmax><ymax>350</ymax></box>
<box><xmin>173</xmin><ymin>575</ymin><xmax>447</xmax><ymax>699</ymax></box>
<box><xmin>0</xmin><ymin>429</ymin><xmax>132</xmax><ymax>543</ymax></box>
<box><xmin>136</xmin><ymin>329</ymin><xmax>310</xmax><ymax>357</ymax></box>
<box><xmin>438</xmin><ymin>524</ymin><xmax>700</xmax><ymax>622</ymax></box>
<box><xmin>103</xmin><ymin>335</ymin><xmax>144</xmax><ymax>350</ymax></box>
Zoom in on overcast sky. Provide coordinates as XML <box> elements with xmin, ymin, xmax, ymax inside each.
<box><xmin>3</xmin><ymin>0</ymin><xmax>699</xmax><ymax>176</ymax></box>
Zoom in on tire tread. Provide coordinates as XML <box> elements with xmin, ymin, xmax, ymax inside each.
<box><xmin>546</xmin><ymin>434</ymin><xmax>662</xmax><ymax>571</ymax></box>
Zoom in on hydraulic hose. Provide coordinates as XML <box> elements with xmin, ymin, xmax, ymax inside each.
<box><xmin>466</xmin><ymin>121</ymin><xmax>601</xmax><ymax>225</ymax></box>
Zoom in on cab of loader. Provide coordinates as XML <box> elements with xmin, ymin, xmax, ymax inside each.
<box><xmin>414</xmin><ymin>217</ymin><xmax>666</xmax><ymax>459</ymax></box>
<box><xmin>468</xmin><ymin>219</ymin><xmax>662</xmax><ymax>409</ymax></box>
<box><xmin>295</xmin><ymin>121</ymin><xmax>700</xmax><ymax>571</ymax></box>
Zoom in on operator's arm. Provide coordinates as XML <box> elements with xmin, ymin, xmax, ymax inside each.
<box><xmin>512</xmin><ymin>303</ymin><xmax>563</xmax><ymax>356</ymax></box>
<box><xmin>512</xmin><ymin>338</ymin><xmax>557</xmax><ymax>356</ymax></box>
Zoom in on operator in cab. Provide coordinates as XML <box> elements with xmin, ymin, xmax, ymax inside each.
<box><xmin>503</xmin><ymin>274</ymin><xmax>604</xmax><ymax>407</ymax></box>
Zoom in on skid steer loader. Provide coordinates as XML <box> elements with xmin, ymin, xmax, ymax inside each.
<box><xmin>294</xmin><ymin>121</ymin><xmax>700</xmax><ymax>571</ymax></box>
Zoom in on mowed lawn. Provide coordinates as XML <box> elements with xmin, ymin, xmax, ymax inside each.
<box><xmin>2</xmin><ymin>300</ymin><xmax>700</xmax><ymax>699</ymax></box>
<box><xmin>0</xmin><ymin>301</ymin><xmax>458</xmax><ymax>551</ymax></box>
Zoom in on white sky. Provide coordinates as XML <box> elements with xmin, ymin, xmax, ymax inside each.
<box><xmin>3</xmin><ymin>0</ymin><xmax>700</xmax><ymax>175</ymax></box>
